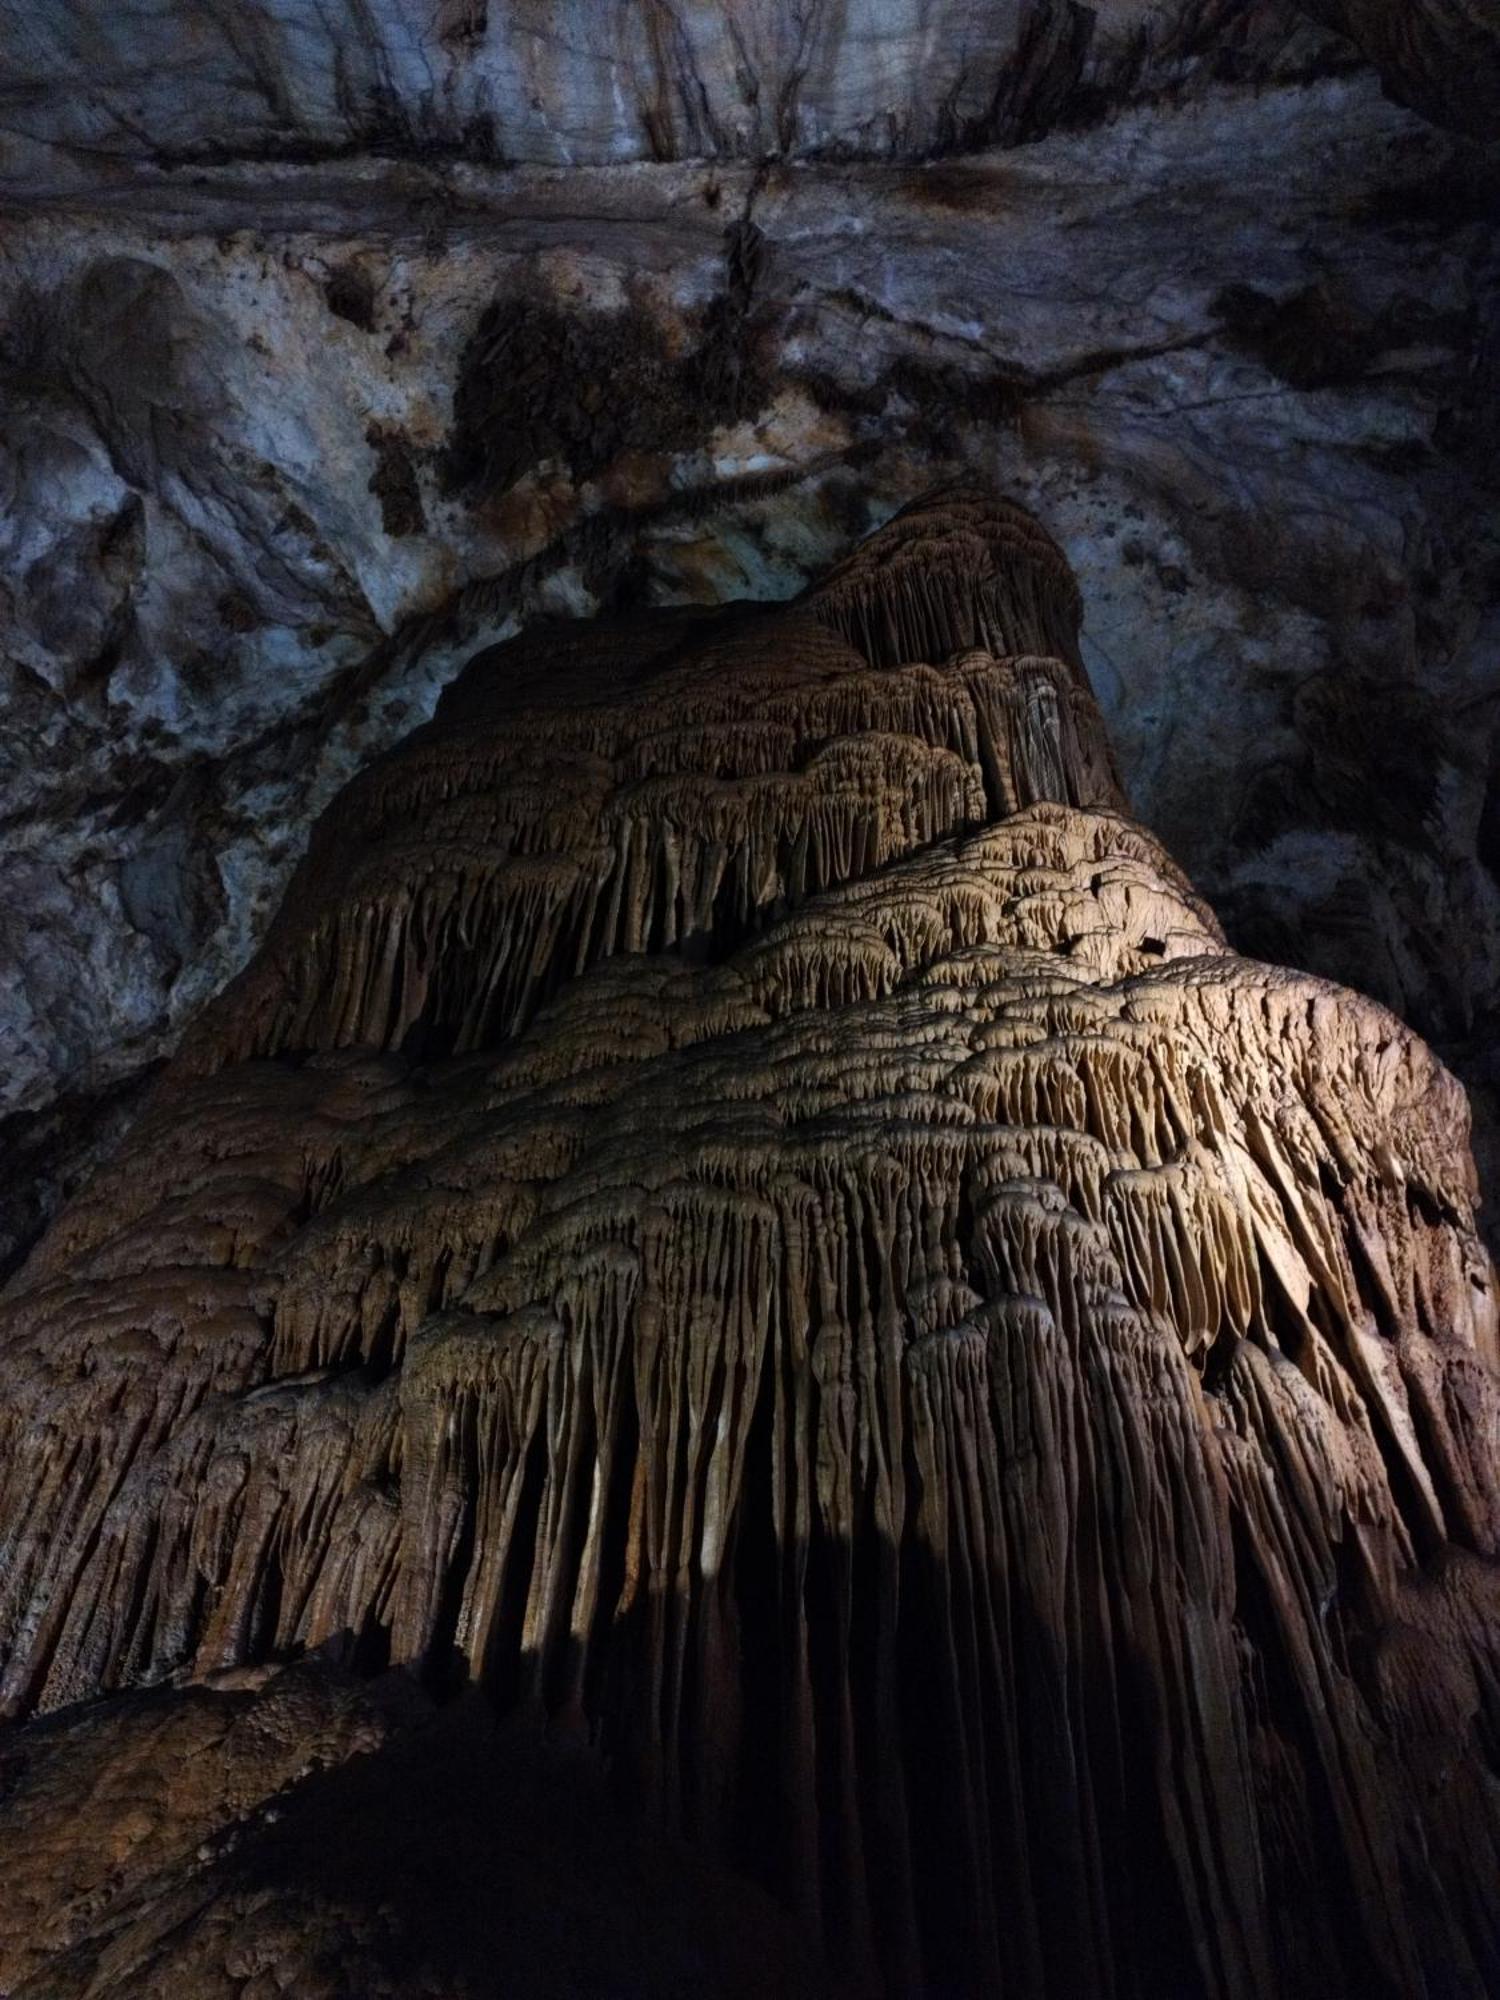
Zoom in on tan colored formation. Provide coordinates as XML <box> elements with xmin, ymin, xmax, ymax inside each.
<box><xmin>1</xmin><ymin>488</ymin><xmax>1498</xmax><ymax>1998</ymax></box>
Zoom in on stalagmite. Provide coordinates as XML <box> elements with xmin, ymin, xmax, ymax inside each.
<box><xmin>0</xmin><ymin>486</ymin><xmax>1497</xmax><ymax>1998</ymax></box>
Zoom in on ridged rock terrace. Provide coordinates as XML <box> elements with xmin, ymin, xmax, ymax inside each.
<box><xmin>0</xmin><ymin>489</ymin><xmax>1497</xmax><ymax>1998</ymax></box>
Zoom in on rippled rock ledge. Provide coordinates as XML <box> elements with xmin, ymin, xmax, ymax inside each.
<box><xmin>1</xmin><ymin>491</ymin><xmax>1497</xmax><ymax>1998</ymax></box>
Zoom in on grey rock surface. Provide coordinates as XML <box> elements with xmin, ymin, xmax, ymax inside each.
<box><xmin>1</xmin><ymin>65</ymin><xmax>1497</xmax><ymax>1266</ymax></box>
<box><xmin>1300</xmin><ymin>0</ymin><xmax>1500</xmax><ymax>135</ymax></box>
<box><xmin>0</xmin><ymin>0</ymin><xmax>1337</xmax><ymax>174</ymax></box>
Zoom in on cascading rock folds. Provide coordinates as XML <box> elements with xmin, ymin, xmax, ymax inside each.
<box><xmin>1</xmin><ymin>487</ymin><xmax>1497</xmax><ymax>1999</ymax></box>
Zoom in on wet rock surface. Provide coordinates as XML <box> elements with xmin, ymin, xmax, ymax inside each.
<box><xmin>1</xmin><ymin>491</ymin><xmax>1498</xmax><ymax>1996</ymax></box>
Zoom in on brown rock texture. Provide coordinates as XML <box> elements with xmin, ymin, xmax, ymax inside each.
<box><xmin>6</xmin><ymin>73</ymin><xmax>1496</xmax><ymax>1288</ymax></box>
<box><xmin>2</xmin><ymin>488</ymin><xmax>1499</xmax><ymax>1997</ymax></box>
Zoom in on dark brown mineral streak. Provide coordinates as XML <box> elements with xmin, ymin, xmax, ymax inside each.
<box><xmin>1</xmin><ymin>489</ymin><xmax>1497</xmax><ymax>1998</ymax></box>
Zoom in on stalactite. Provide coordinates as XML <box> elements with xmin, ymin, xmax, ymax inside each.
<box><xmin>0</xmin><ymin>485</ymin><xmax>1497</xmax><ymax>1998</ymax></box>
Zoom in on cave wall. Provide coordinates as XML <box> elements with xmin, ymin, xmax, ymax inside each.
<box><xmin>2</xmin><ymin>37</ymin><xmax>1499</xmax><ymax>1272</ymax></box>
<box><xmin>0</xmin><ymin>0</ymin><xmax>1337</xmax><ymax>171</ymax></box>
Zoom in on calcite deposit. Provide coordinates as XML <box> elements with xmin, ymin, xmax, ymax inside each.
<box><xmin>1</xmin><ymin>488</ymin><xmax>1497</xmax><ymax>1996</ymax></box>
<box><xmin>5</xmin><ymin>63</ymin><xmax>1497</xmax><ymax>1290</ymax></box>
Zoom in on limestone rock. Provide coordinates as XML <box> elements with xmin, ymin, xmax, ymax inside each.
<box><xmin>3</xmin><ymin>76</ymin><xmax>1496</xmax><ymax>1283</ymax></box>
<box><xmin>1299</xmin><ymin>0</ymin><xmax>1500</xmax><ymax>134</ymax></box>
<box><xmin>1</xmin><ymin>489</ymin><xmax>1498</xmax><ymax>1997</ymax></box>
<box><xmin>0</xmin><ymin>0</ymin><xmax>1330</xmax><ymax>173</ymax></box>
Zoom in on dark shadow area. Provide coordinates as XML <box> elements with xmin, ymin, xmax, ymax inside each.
<box><xmin>209</xmin><ymin>1690</ymin><xmax>837</xmax><ymax>2000</ymax></box>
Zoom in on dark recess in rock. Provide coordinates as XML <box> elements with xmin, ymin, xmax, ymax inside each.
<box><xmin>443</xmin><ymin>219</ymin><xmax>773</xmax><ymax>502</ymax></box>
<box><xmin>1299</xmin><ymin>0</ymin><xmax>1500</xmax><ymax>135</ymax></box>
<box><xmin>0</xmin><ymin>1067</ymin><xmax>161</xmax><ymax>1285</ymax></box>
<box><xmin>1213</xmin><ymin>282</ymin><xmax>1382</xmax><ymax>389</ymax></box>
<box><xmin>366</xmin><ymin>424</ymin><xmax>427</xmax><ymax>537</ymax></box>
<box><xmin>324</xmin><ymin>262</ymin><xmax>379</xmax><ymax>330</ymax></box>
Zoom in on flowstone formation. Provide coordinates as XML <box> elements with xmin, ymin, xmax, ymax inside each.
<box><xmin>2</xmin><ymin>489</ymin><xmax>1499</xmax><ymax>1998</ymax></box>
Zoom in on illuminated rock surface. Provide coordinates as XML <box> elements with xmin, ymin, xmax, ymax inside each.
<box><xmin>1</xmin><ymin>489</ymin><xmax>1498</xmax><ymax>1997</ymax></box>
<box><xmin>0</xmin><ymin>0</ymin><xmax>1352</xmax><ymax>171</ymax></box>
<box><xmin>4</xmin><ymin>62</ymin><xmax>1498</xmax><ymax>1282</ymax></box>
